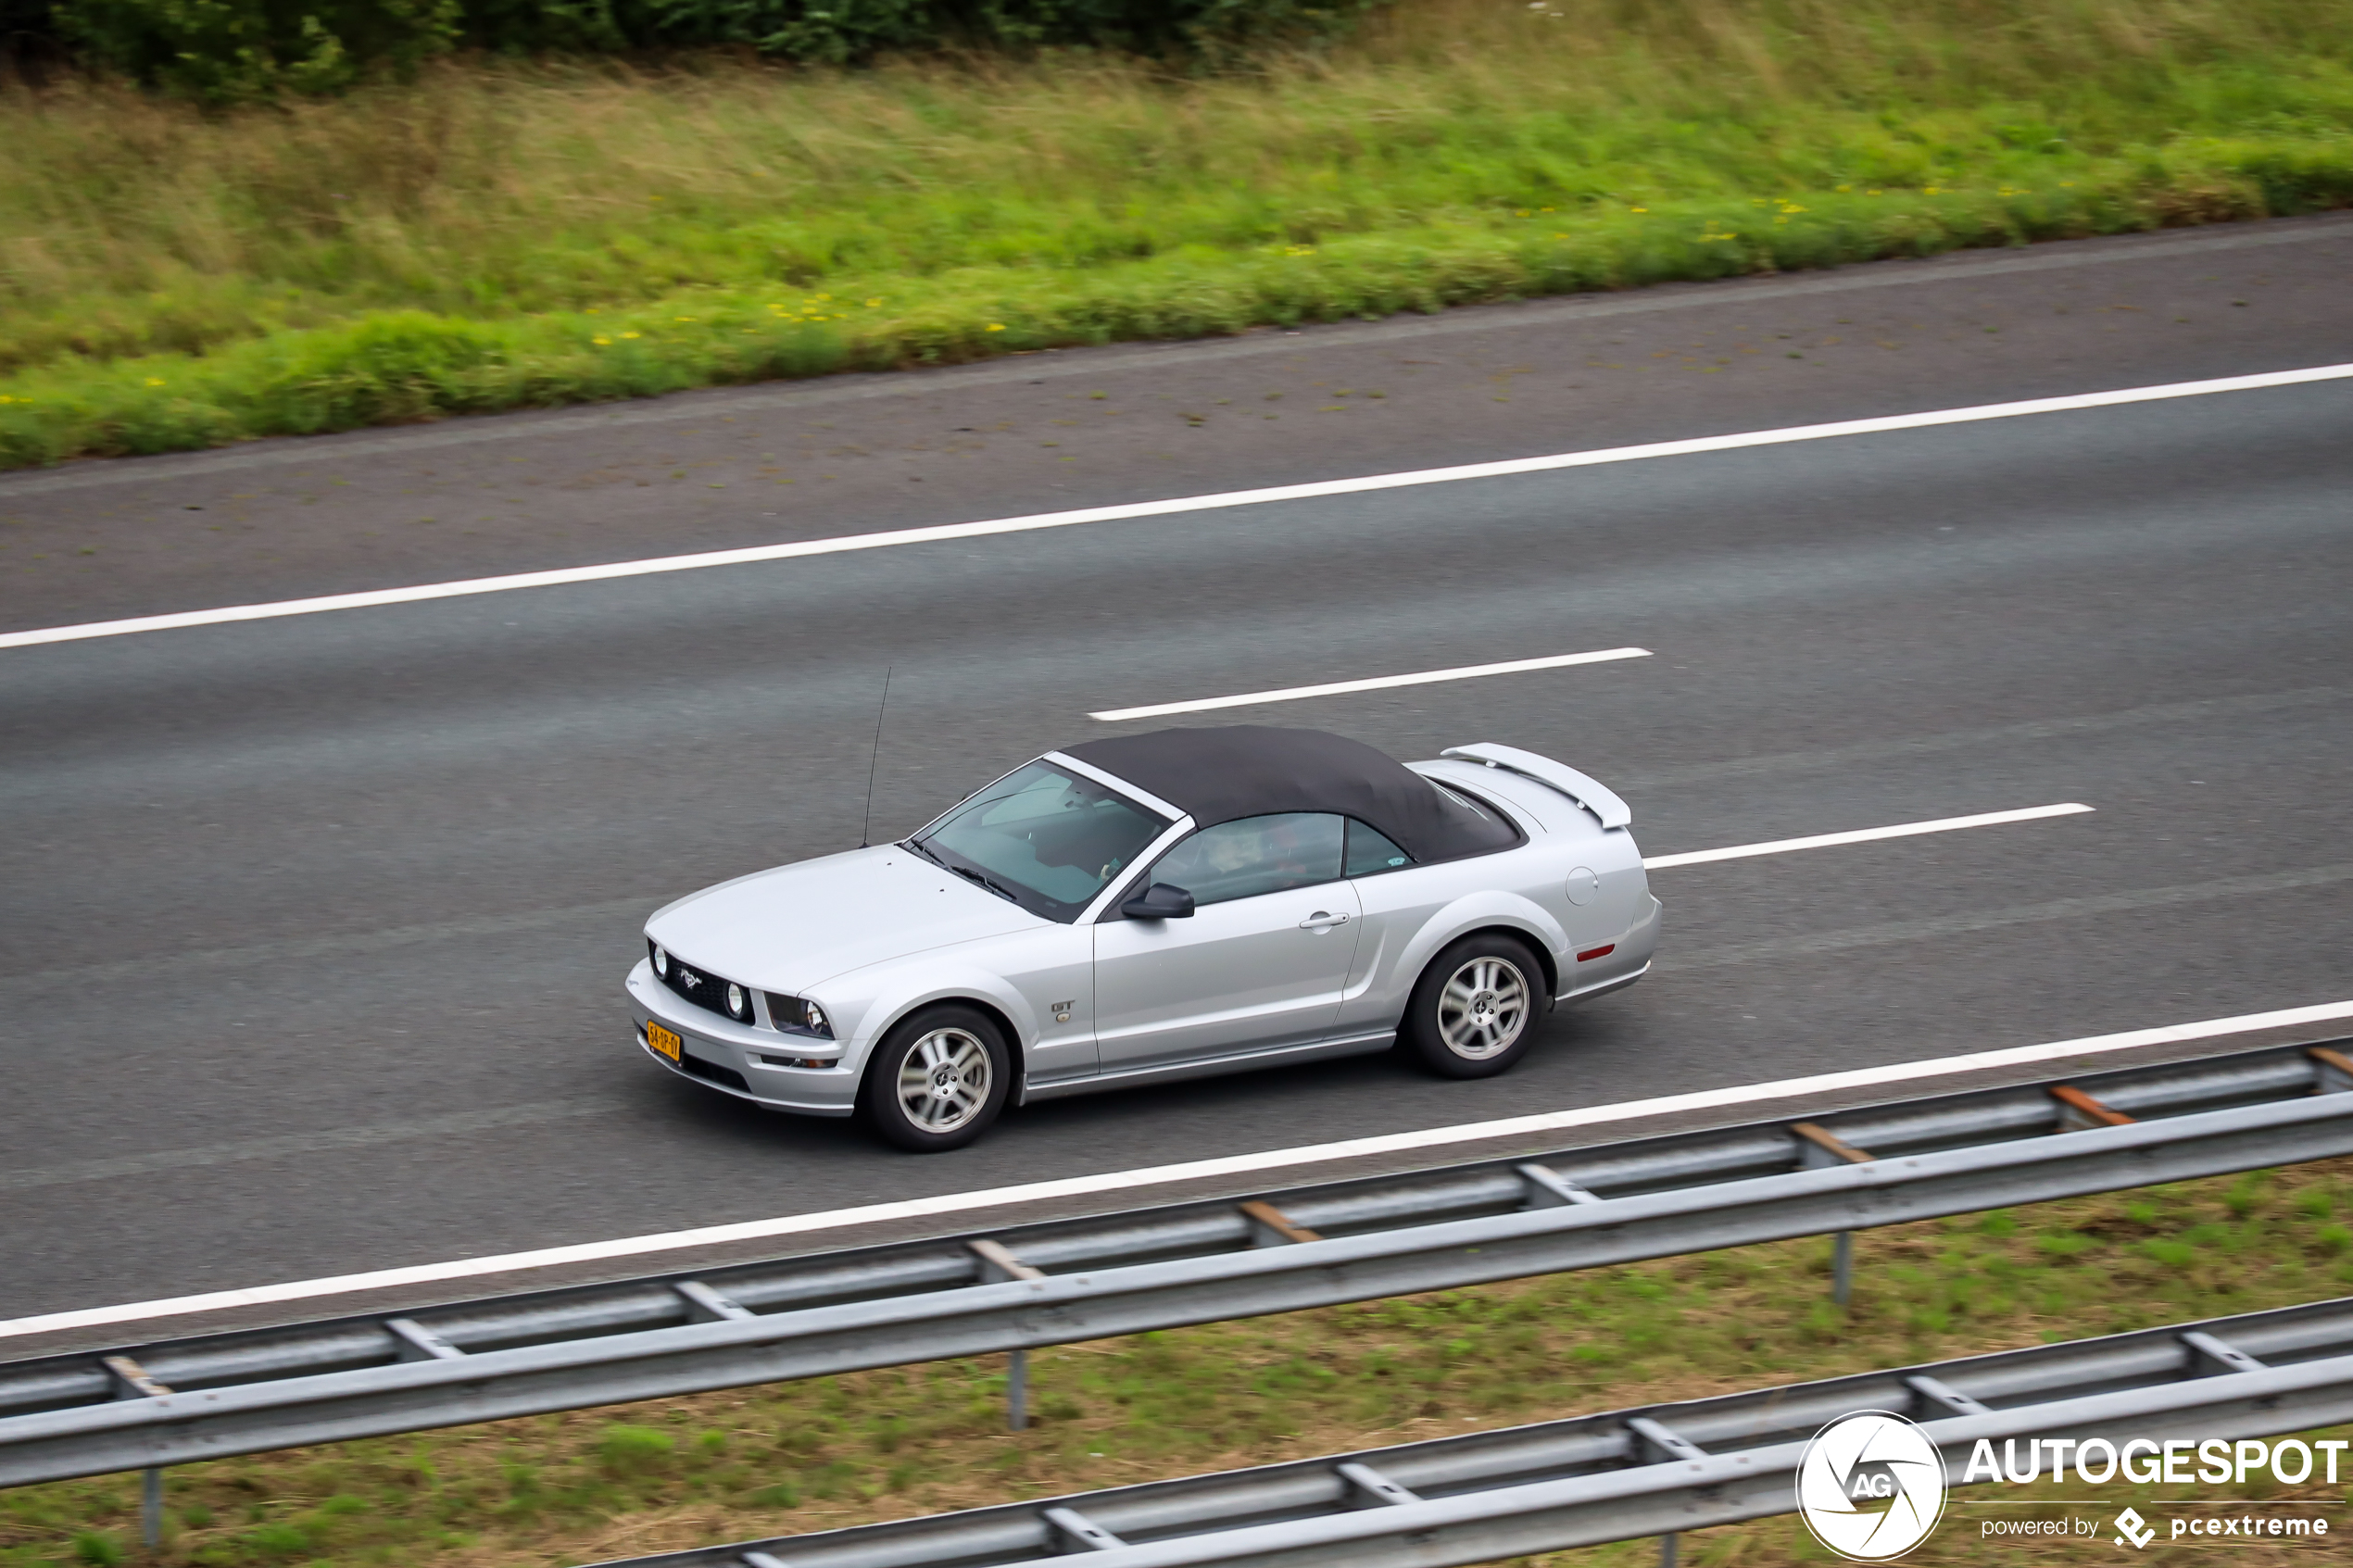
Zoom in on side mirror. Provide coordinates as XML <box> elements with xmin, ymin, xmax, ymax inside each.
<box><xmin>1119</xmin><ymin>883</ymin><xmax>1196</xmax><ymax>920</ymax></box>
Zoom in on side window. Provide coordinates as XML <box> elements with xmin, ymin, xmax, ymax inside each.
<box><xmin>1147</xmin><ymin>813</ymin><xmax>1344</xmax><ymax>907</ymax></box>
<box><xmin>1344</xmin><ymin>819</ymin><xmax>1413</xmax><ymax>876</ymax></box>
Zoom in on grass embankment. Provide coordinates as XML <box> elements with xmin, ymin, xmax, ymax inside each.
<box><xmin>3</xmin><ymin>0</ymin><xmax>2353</xmax><ymax>470</ymax></box>
<box><xmin>6</xmin><ymin>1160</ymin><xmax>2353</xmax><ymax>1567</ymax></box>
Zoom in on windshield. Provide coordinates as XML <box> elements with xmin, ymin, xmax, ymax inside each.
<box><xmin>913</xmin><ymin>760</ymin><xmax>1171</xmax><ymax>922</ymax></box>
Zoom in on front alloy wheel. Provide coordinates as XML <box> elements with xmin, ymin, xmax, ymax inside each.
<box><xmin>864</xmin><ymin>1005</ymin><xmax>1012</xmax><ymax>1150</ymax></box>
<box><xmin>1404</xmin><ymin>934</ymin><xmax>1543</xmax><ymax>1079</ymax></box>
<box><xmin>898</xmin><ymin>1027</ymin><xmax>992</xmax><ymax>1133</ymax></box>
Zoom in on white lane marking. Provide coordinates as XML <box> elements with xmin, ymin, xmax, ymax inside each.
<box><xmin>6</xmin><ymin>361</ymin><xmax>2351</xmax><ymax>652</ymax></box>
<box><xmin>7</xmin><ymin>997</ymin><xmax>2347</xmax><ymax>1341</ymax></box>
<box><xmin>1642</xmin><ymin>803</ymin><xmax>2095</xmax><ymax>870</ymax></box>
<box><xmin>1088</xmin><ymin>647</ymin><xmax>1653</xmax><ymax>721</ymax></box>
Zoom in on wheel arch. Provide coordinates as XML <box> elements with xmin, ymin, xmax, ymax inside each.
<box><xmin>851</xmin><ymin>984</ymin><xmax>1033</xmax><ymax>1109</ymax></box>
<box><xmin>1394</xmin><ymin>891</ymin><xmax>1567</xmax><ymax>1008</ymax></box>
<box><xmin>1453</xmin><ymin>922</ymin><xmax>1558</xmax><ymax>1000</ymax></box>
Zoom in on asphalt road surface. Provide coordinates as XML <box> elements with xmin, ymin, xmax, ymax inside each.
<box><xmin>4</xmin><ymin>218</ymin><xmax>2350</xmax><ymax>1338</ymax></box>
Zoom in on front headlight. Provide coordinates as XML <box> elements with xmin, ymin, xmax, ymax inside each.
<box><xmin>649</xmin><ymin>941</ymin><xmax>669</xmax><ymax>977</ymax></box>
<box><xmin>764</xmin><ymin>993</ymin><xmax>835</xmax><ymax>1039</ymax></box>
<box><xmin>725</xmin><ymin>982</ymin><xmax>749</xmax><ymax>1022</ymax></box>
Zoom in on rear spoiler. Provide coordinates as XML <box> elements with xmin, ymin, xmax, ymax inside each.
<box><xmin>1440</xmin><ymin>743</ymin><xmax>1632</xmax><ymax>830</ymax></box>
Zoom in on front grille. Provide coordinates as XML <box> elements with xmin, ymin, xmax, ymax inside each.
<box><xmin>651</xmin><ymin>941</ymin><xmax>743</xmax><ymax>1021</ymax></box>
<box><xmin>677</xmin><ymin>1052</ymin><xmax>751</xmax><ymax>1094</ymax></box>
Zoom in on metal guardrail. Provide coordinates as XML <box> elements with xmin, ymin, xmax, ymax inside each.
<box><xmin>587</xmin><ymin>1294</ymin><xmax>2353</xmax><ymax>1568</ymax></box>
<box><xmin>3</xmin><ymin>1039</ymin><xmax>2349</xmax><ymax>1491</ymax></box>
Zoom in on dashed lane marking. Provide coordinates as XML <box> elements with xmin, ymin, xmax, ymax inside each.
<box><xmin>1641</xmin><ymin>803</ymin><xmax>2094</xmax><ymax>869</ymax></box>
<box><xmin>1088</xmin><ymin>648</ymin><xmax>1652</xmax><ymax>721</ymax></box>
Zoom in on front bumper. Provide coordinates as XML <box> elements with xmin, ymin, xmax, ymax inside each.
<box><xmin>626</xmin><ymin>960</ymin><xmax>857</xmax><ymax>1117</ymax></box>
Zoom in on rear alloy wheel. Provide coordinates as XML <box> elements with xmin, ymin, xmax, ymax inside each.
<box><xmin>1403</xmin><ymin>934</ymin><xmax>1542</xmax><ymax>1079</ymax></box>
<box><xmin>862</xmin><ymin>1005</ymin><xmax>1011</xmax><ymax>1151</ymax></box>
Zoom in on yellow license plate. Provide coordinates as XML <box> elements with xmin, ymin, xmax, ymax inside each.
<box><xmin>646</xmin><ymin>1021</ymin><xmax>683</xmax><ymax>1062</ymax></box>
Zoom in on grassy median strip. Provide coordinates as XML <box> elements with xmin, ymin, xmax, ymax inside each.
<box><xmin>4</xmin><ymin>0</ymin><xmax>2353</xmax><ymax>470</ymax></box>
<box><xmin>4</xmin><ymin>1157</ymin><xmax>2351</xmax><ymax>1566</ymax></box>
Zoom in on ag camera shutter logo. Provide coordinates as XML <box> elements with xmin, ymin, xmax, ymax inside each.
<box><xmin>1796</xmin><ymin>1411</ymin><xmax>1948</xmax><ymax>1561</ymax></box>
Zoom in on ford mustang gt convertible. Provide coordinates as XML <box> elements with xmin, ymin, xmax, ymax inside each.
<box><xmin>627</xmin><ymin>726</ymin><xmax>1659</xmax><ymax>1150</ymax></box>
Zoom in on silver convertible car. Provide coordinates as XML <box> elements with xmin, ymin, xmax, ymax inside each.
<box><xmin>627</xmin><ymin>727</ymin><xmax>1659</xmax><ymax>1149</ymax></box>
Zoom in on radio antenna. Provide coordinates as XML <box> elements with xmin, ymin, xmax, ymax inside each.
<box><xmin>858</xmin><ymin>665</ymin><xmax>893</xmax><ymax>848</ymax></box>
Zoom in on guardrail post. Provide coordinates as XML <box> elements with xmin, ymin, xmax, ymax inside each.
<box><xmin>103</xmin><ymin>1357</ymin><xmax>171</xmax><ymax>1550</ymax></box>
<box><xmin>141</xmin><ymin>1467</ymin><xmax>164</xmax><ymax>1552</ymax></box>
<box><xmin>1629</xmin><ymin>1414</ymin><xmax>1706</xmax><ymax>1568</ymax></box>
<box><xmin>969</xmin><ymin>1240</ymin><xmax>1045</xmax><ymax>1431</ymax></box>
<box><xmin>1792</xmin><ymin>1123</ymin><xmax>1873</xmax><ymax>1307</ymax></box>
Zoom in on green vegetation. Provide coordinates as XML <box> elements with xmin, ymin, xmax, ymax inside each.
<box><xmin>5</xmin><ymin>1159</ymin><xmax>2352</xmax><ymax>1566</ymax></box>
<box><xmin>29</xmin><ymin>0</ymin><xmax>1380</xmax><ymax>103</ymax></box>
<box><xmin>3</xmin><ymin>0</ymin><xmax>2353</xmax><ymax>470</ymax></box>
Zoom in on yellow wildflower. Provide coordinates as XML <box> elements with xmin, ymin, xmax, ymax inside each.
<box><xmin>593</xmin><ymin>335</ymin><xmax>611</xmax><ymax>345</ymax></box>
<box><xmin>145</xmin><ymin>377</ymin><xmax>166</xmax><ymax>387</ymax></box>
<box><xmin>986</xmin><ymin>323</ymin><xmax>1005</xmax><ymax>332</ymax></box>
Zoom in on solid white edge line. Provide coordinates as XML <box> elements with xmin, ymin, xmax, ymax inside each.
<box><xmin>1642</xmin><ymin>803</ymin><xmax>2096</xmax><ymax>870</ymax></box>
<box><xmin>7</xmin><ymin>996</ymin><xmax>2348</xmax><ymax>1341</ymax></box>
<box><xmin>6</xmin><ymin>361</ymin><xmax>2353</xmax><ymax>651</ymax></box>
<box><xmin>1088</xmin><ymin>647</ymin><xmax>1653</xmax><ymax>721</ymax></box>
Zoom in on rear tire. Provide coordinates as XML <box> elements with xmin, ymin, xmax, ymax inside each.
<box><xmin>861</xmin><ymin>1005</ymin><xmax>1011</xmax><ymax>1151</ymax></box>
<box><xmin>1402</xmin><ymin>934</ymin><xmax>1544</xmax><ymax>1079</ymax></box>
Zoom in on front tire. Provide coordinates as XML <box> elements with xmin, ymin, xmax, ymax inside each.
<box><xmin>861</xmin><ymin>1005</ymin><xmax>1011</xmax><ymax>1151</ymax></box>
<box><xmin>1403</xmin><ymin>934</ymin><xmax>1543</xmax><ymax>1079</ymax></box>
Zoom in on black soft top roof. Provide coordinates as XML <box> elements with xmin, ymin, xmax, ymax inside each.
<box><xmin>1063</xmin><ymin>726</ymin><xmax>1517</xmax><ymax>862</ymax></box>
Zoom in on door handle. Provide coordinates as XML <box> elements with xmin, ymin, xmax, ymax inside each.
<box><xmin>1298</xmin><ymin>910</ymin><xmax>1352</xmax><ymax>930</ymax></box>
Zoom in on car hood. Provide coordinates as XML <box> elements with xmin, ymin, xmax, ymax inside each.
<box><xmin>645</xmin><ymin>845</ymin><xmax>1045</xmax><ymax>992</ymax></box>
